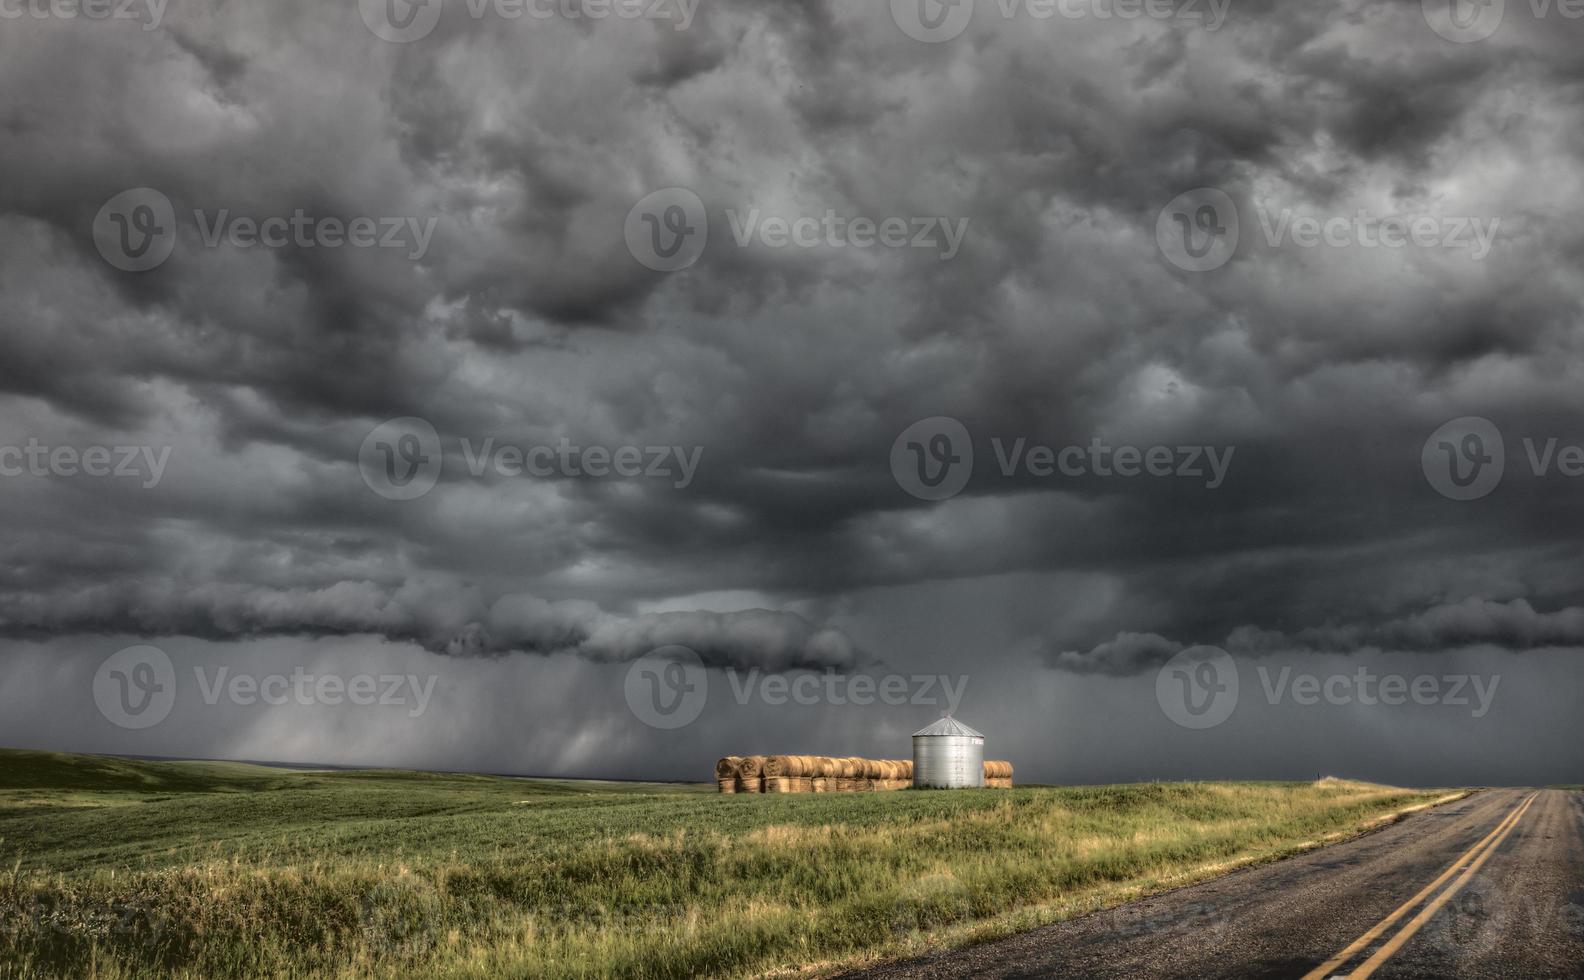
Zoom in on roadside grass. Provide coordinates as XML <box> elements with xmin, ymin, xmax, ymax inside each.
<box><xmin>0</xmin><ymin>748</ymin><xmax>1454</xmax><ymax>979</ymax></box>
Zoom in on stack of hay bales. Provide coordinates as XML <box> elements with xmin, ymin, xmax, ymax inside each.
<box><xmin>716</xmin><ymin>756</ymin><xmax>742</xmax><ymax>793</ymax></box>
<box><xmin>736</xmin><ymin>755</ymin><xmax>765</xmax><ymax>793</ymax></box>
<box><xmin>762</xmin><ymin>754</ymin><xmax>819</xmax><ymax>793</ymax></box>
<box><xmin>715</xmin><ymin>756</ymin><xmax>916</xmax><ymax>793</ymax></box>
<box><xmin>876</xmin><ymin>759</ymin><xmax>910</xmax><ymax>790</ymax></box>
<box><xmin>831</xmin><ymin>757</ymin><xmax>849</xmax><ymax>792</ymax></box>
<box><xmin>983</xmin><ymin>760</ymin><xmax>1014</xmax><ymax>788</ymax></box>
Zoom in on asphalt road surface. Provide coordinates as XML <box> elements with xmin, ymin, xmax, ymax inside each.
<box><xmin>840</xmin><ymin>788</ymin><xmax>1584</xmax><ymax>979</ymax></box>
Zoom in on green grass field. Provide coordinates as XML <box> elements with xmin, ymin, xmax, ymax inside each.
<box><xmin>0</xmin><ymin>748</ymin><xmax>1454</xmax><ymax>979</ymax></box>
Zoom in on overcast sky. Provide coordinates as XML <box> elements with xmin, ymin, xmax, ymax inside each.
<box><xmin>1</xmin><ymin>0</ymin><xmax>1581</xmax><ymax>786</ymax></box>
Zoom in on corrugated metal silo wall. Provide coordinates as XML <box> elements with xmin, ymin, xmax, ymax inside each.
<box><xmin>912</xmin><ymin>734</ymin><xmax>984</xmax><ymax>788</ymax></box>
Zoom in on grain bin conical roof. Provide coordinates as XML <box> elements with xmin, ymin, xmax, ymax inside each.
<box><xmin>912</xmin><ymin>717</ymin><xmax>983</xmax><ymax>738</ymax></box>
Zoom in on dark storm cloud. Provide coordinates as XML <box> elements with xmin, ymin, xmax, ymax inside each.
<box><xmin>2</xmin><ymin>0</ymin><xmax>1583</xmax><ymax>780</ymax></box>
<box><xmin>0</xmin><ymin>576</ymin><xmax>861</xmax><ymax>672</ymax></box>
<box><xmin>1225</xmin><ymin>597</ymin><xmax>1584</xmax><ymax>658</ymax></box>
<box><xmin>1051</xmin><ymin>599</ymin><xmax>1584</xmax><ymax>676</ymax></box>
<box><xmin>1047</xmin><ymin>631</ymin><xmax>1184</xmax><ymax>675</ymax></box>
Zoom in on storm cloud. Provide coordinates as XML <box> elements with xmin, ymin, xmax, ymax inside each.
<box><xmin>0</xmin><ymin>0</ymin><xmax>1582</xmax><ymax>784</ymax></box>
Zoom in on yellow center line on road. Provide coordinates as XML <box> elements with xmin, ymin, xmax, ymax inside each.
<box><xmin>1346</xmin><ymin>792</ymin><xmax>1536</xmax><ymax>979</ymax></box>
<box><xmin>1300</xmin><ymin>792</ymin><xmax>1538</xmax><ymax>980</ymax></box>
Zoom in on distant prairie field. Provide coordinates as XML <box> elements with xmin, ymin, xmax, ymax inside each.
<box><xmin>0</xmin><ymin>749</ymin><xmax>1451</xmax><ymax>979</ymax></box>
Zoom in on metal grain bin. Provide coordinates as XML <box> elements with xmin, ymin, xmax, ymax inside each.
<box><xmin>912</xmin><ymin>716</ymin><xmax>985</xmax><ymax>788</ymax></box>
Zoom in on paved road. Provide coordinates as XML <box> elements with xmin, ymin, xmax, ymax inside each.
<box><xmin>839</xmin><ymin>789</ymin><xmax>1584</xmax><ymax>979</ymax></box>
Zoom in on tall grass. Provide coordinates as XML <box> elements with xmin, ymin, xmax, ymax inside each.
<box><xmin>0</xmin><ymin>750</ymin><xmax>1449</xmax><ymax>979</ymax></box>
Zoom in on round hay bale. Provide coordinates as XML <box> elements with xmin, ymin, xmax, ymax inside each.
<box><xmin>716</xmin><ymin>756</ymin><xmax>742</xmax><ymax>780</ymax></box>
<box><xmin>763</xmin><ymin>755</ymin><xmax>792</xmax><ymax>778</ymax></box>
<box><xmin>738</xmin><ymin>756</ymin><xmax>766</xmax><ymax>778</ymax></box>
<box><xmin>737</xmin><ymin>776</ymin><xmax>762</xmax><ymax>793</ymax></box>
<box><xmin>717</xmin><ymin>778</ymin><xmax>738</xmax><ymax>794</ymax></box>
<box><xmin>811</xmin><ymin>777</ymin><xmax>830</xmax><ymax>792</ymax></box>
